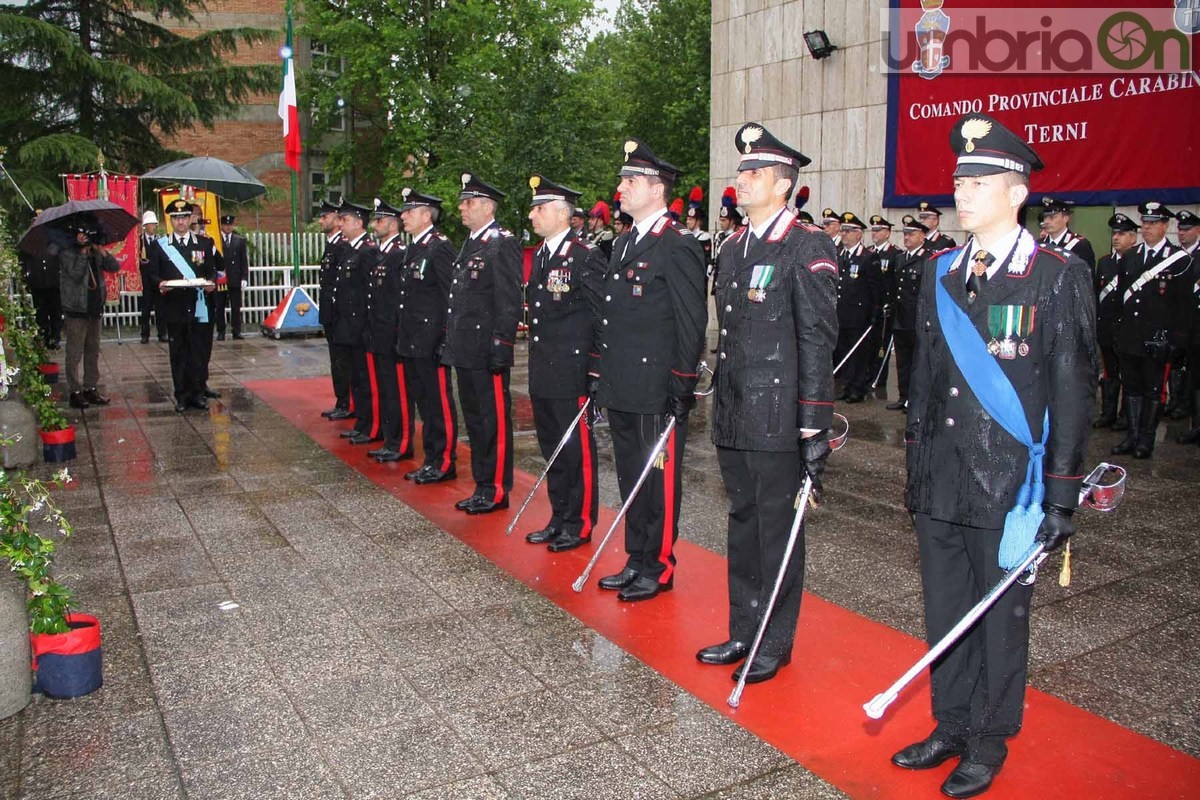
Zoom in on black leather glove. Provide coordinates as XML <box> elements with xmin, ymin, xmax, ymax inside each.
<box><xmin>586</xmin><ymin>375</ymin><xmax>600</xmax><ymax>404</ymax></box>
<box><xmin>668</xmin><ymin>393</ymin><xmax>696</xmax><ymax>423</ymax></box>
<box><xmin>800</xmin><ymin>431</ymin><xmax>832</xmax><ymax>506</ymax></box>
<box><xmin>1035</xmin><ymin>504</ymin><xmax>1076</xmax><ymax>552</ymax></box>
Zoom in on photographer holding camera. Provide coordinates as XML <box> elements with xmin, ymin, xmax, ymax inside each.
<box><xmin>59</xmin><ymin>216</ymin><xmax>120</xmax><ymax>409</ymax></box>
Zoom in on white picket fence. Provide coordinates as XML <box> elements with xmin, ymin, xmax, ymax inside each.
<box><xmin>102</xmin><ymin>232</ymin><xmax>328</xmax><ymax>331</ymax></box>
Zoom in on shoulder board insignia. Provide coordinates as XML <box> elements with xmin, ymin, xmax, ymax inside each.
<box><xmin>768</xmin><ymin>210</ymin><xmax>797</xmax><ymax>242</ymax></box>
<box><xmin>498</xmin><ymin>227</ymin><xmax>515</xmax><ymax>238</ymax></box>
<box><xmin>650</xmin><ymin>217</ymin><xmax>671</xmax><ymax>236</ymax></box>
<box><xmin>558</xmin><ymin>238</ymin><xmax>575</xmax><ymax>258</ymax></box>
<box><xmin>796</xmin><ymin>222</ymin><xmax>823</xmax><ymax>233</ymax></box>
<box><xmin>1038</xmin><ymin>246</ymin><xmax>1068</xmax><ymax>264</ymax></box>
<box><xmin>481</xmin><ymin>228</ymin><xmax>498</xmax><ymax>241</ymax></box>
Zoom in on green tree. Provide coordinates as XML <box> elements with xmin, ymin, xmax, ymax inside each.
<box><xmin>0</xmin><ymin>0</ymin><xmax>277</xmax><ymax>223</ymax></box>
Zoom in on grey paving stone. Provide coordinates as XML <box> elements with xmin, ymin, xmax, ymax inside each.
<box><xmin>162</xmin><ymin>692</ymin><xmax>310</xmax><ymax>772</ymax></box>
<box><xmin>495</xmin><ymin>740</ymin><xmax>678</xmax><ymax>800</ymax></box>
<box><xmin>116</xmin><ymin>536</ymin><xmax>219</xmax><ymax>594</ymax></box>
<box><xmin>699</xmin><ymin>765</ymin><xmax>849</xmax><ymax>799</ymax></box>
<box><xmin>179</xmin><ymin>742</ymin><xmax>348</xmax><ymax>800</ymax></box>
<box><xmin>29</xmin><ymin>773</ymin><xmax>183</xmax><ymax>800</ymax></box>
<box><xmin>402</xmin><ymin>648</ymin><xmax>543</xmax><ymax>713</ymax></box>
<box><xmin>256</xmin><ymin>624</ymin><xmax>392</xmax><ymax>689</ymax></box>
<box><xmin>556</xmin><ymin>661</ymin><xmax>707</xmax><ymax>737</ymax></box>
<box><xmin>286</xmin><ymin>661</ymin><xmax>432</xmax><ymax>740</ymax></box>
<box><xmin>407</xmin><ymin>776</ymin><xmax>512</xmax><ymax>800</ymax></box>
<box><xmin>148</xmin><ymin>648</ymin><xmax>282</xmax><ymax>709</ymax></box>
<box><xmin>368</xmin><ymin>610</ymin><xmax>495</xmax><ymax>667</ymax></box>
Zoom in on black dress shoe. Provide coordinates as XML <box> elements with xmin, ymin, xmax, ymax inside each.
<box><xmin>465</xmin><ymin>497</ymin><xmax>509</xmax><ymax>515</ymax></box>
<box><xmin>348</xmin><ymin>433</ymin><xmax>380</xmax><ymax>445</ymax></box>
<box><xmin>844</xmin><ymin>394</ymin><xmax>865</xmax><ymax>404</ymax></box>
<box><xmin>339</xmin><ymin>429</ymin><xmax>360</xmax><ymax>439</ymax></box>
<box><xmin>886</xmin><ymin>400</ymin><xmax>907</xmax><ymax>411</ymax></box>
<box><xmin>69</xmin><ymin>392</ymin><xmax>90</xmax><ymax>409</ymax></box>
<box><xmin>618</xmin><ymin>575</ymin><xmax>672</xmax><ymax>602</ymax></box>
<box><xmin>455</xmin><ymin>494</ymin><xmax>484</xmax><ymax>510</ymax></box>
<box><xmin>327</xmin><ymin>409</ymin><xmax>355</xmax><ymax>421</ymax></box>
<box><xmin>941</xmin><ymin>760</ymin><xmax>1000</xmax><ymax>799</ymax></box>
<box><xmin>891</xmin><ymin>735</ymin><xmax>966</xmax><ymax>770</ymax></box>
<box><xmin>414</xmin><ymin>466</ymin><xmax>456</xmax><ymax>484</ymax></box>
<box><xmin>548</xmin><ymin>532</ymin><xmax>590</xmax><ymax>553</ymax></box>
<box><xmin>140</xmin><ymin>336</ymin><xmax>150</xmax><ymax>344</ymax></box>
<box><xmin>375</xmin><ymin>450</ymin><xmax>404</xmax><ymax>463</ymax></box>
<box><xmin>394</xmin><ymin>449</ymin><xmax>415</xmax><ymax>460</ymax></box>
<box><xmin>83</xmin><ymin>389</ymin><xmax>110</xmax><ymax>406</ymax></box>
<box><xmin>188</xmin><ymin>398</ymin><xmax>209</xmax><ymax>411</ymax></box>
<box><xmin>174</xmin><ymin>403</ymin><xmax>186</xmax><ymax>413</ymax></box>
<box><xmin>696</xmin><ymin>640</ymin><xmax>750</xmax><ymax>665</ymax></box>
<box><xmin>732</xmin><ymin>652</ymin><xmax>790</xmax><ymax>684</ymax></box>
<box><xmin>405</xmin><ymin>465</ymin><xmax>432</xmax><ymax>480</ymax></box>
<box><xmin>367</xmin><ymin>446</ymin><xmax>390</xmax><ymax>457</ymax></box>
<box><xmin>321</xmin><ymin>406</ymin><xmax>345</xmax><ymax>419</ymax></box>
<box><xmin>158</xmin><ymin>335</ymin><xmax>170</xmax><ymax>343</ymax></box>
<box><xmin>598</xmin><ymin>567</ymin><xmax>639</xmax><ymax>590</ymax></box>
<box><xmin>204</xmin><ymin>389</ymin><xmax>221</xmax><ymax>399</ymax></box>
<box><xmin>525</xmin><ymin>526</ymin><xmax>560</xmax><ymax>545</ymax></box>
<box><xmin>232</xmin><ymin>334</ymin><xmax>245</xmax><ymax>340</ymax></box>
<box><xmin>216</xmin><ymin>333</ymin><xmax>226</xmax><ymax>341</ymax></box>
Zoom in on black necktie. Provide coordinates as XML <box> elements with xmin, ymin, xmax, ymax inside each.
<box><xmin>966</xmin><ymin>250</ymin><xmax>994</xmax><ymax>304</ymax></box>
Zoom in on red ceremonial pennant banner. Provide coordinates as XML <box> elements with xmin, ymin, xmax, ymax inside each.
<box><xmin>884</xmin><ymin>0</ymin><xmax>1200</xmax><ymax>207</ymax></box>
<box><xmin>65</xmin><ymin>174</ymin><xmax>142</xmax><ymax>296</ymax></box>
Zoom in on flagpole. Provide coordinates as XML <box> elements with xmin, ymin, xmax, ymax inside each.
<box><xmin>285</xmin><ymin>1</ymin><xmax>300</xmax><ymax>284</ymax></box>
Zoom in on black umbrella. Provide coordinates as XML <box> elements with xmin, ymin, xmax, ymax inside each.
<box><xmin>17</xmin><ymin>199</ymin><xmax>139</xmax><ymax>254</ymax></box>
<box><xmin>140</xmin><ymin>156</ymin><xmax>267</xmax><ymax>202</ymax></box>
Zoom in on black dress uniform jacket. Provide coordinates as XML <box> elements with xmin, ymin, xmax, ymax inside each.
<box><xmin>1094</xmin><ymin>250</ymin><xmax>1124</xmax><ymax>346</ymax></box>
<box><xmin>875</xmin><ymin>241</ymin><xmax>901</xmax><ymax>309</ymax></box>
<box><xmin>1114</xmin><ymin>240</ymin><xmax>1193</xmax><ymax>357</ymax></box>
<box><xmin>222</xmin><ymin>232</ymin><xmax>249</xmax><ymax>286</ymax></box>
<box><xmin>1040</xmin><ymin>230</ymin><xmax>1096</xmax><ymax>272</ymax></box>
<box><xmin>711</xmin><ymin>213</ymin><xmax>839</xmax><ymax>450</ymax></box>
<box><xmin>441</xmin><ymin>221</ymin><xmax>523</xmax><ymax>370</ymax></box>
<box><xmin>328</xmin><ymin>234</ymin><xmax>377</xmax><ymax>347</ymax></box>
<box><xmin>593</xmin><ymin>214</ymin><xmax>708</xmax><ymax>411</ymax></box>
<box><xmin>397</xmin><ymin>228</ymin><xmax>457</xmax><ymax>359</ymax></box>
<box><xmin>365</xmin><ymin>236</ymin><xmax>406</xmax><ymax>354</ymax></box>
<box><xmin>836</xmin><ymin>243</ymin><xmax>884</xmax><ymax>329</ymax></box>
<box><xmin>926</xmin><ymin>231</ymin><xmax>957</xmax><ymax>253</ymax></box>
<box><xmin>893</xmin><ymin>245</ymin><xmax>931</xmax><ymax>331</ymax></box>
<box><xmin>148</xmin><ymin>233</ymin><xmax>217</xmax><ymax>324</ymax></box>
<box><xmin>905</xmin><ymin>239</ymin><xmax>1098</xmax><ymax>528</ymax></box>
<box><xmin>318</xmin><ymin>232</ymin><xmax>344</xmax><ymax>328</ymax></box>
<box><xmin>528</xmin><ymin>235</ymin><xmax>605</xmax><ymax>399</ymax></box>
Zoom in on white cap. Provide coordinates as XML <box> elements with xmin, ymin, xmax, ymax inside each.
<box><xmin>142</xmin><ymin>210</ymin><xmax>159</xmax><ymax>225</ymax></box>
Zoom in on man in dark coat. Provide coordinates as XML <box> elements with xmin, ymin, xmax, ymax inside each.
<box><xmin>868</xmin><ymin>214</ymin><xmax>900</xmax><ymax>398</ymax></box>
<box><xmin>364</xmin><ymin>199</ymin><xmax>413</xmax><ymax>463</ymax></box>
<box><xmin>20</xmin><ymin>241</ymin><xmax>62</xmax><ymax>350</ymax></box>
<box><xmin>58</xmin><ymin>218</ymin><xmax>119</xmax><ymax>408</ymax></box>
<box><xmin>1175</xmin><ymin>210</ymin><xmax>1200</xmax><ymax>444</ymax></box>
<box><xmin>1092</xmin><ymin>213</ymin><xmax>1139</xmax><ymax>429</ymax></box>
<box><xmin>330</xmin><ymin>201</ymin><xmax>380</xmax><ymax>445</ymax></box>
<box><xmin>1110</xmin><ymin>201</ymin><xmax>1193</xmax><ymax>459</ymax></box>
<box><xmin>148</xmin><ymin>199</ymin><xmax>218</xmax><ymax>413</ymax></box>
<box><xmin>441</xmin><ymin>174</ymin><xmax>523</xmax><ymax>514</ymax></box>
<box><xmin>917</xmin><ymin>201</ymin><xmax>957</xmax><ymax>252</ymax></box>
<box><xmin>138</xmin><ymin>211</ymin><xmax>167</xmax><ymax>344</ymax></box>
<box><xmin>1038</xmin><ymin>197</ymin><xmax>1096</xmax><ymax>271</ymax></box>
<box><xmin>896</xmin><ymin>114</ymin><xmax>1097</xmax><ymax>799</ymax></box>
<box><xmin>522</xmin><ymin>175</ymin><xmax>605</xmax><ymax>553</ymax></box>
<box><xmin>834</xmin><ymin>211</ymin><xmax>883</xmax><ymax>403</ymax></box>
<box><xmin>397</xmin><ymin>188</ymin><xmax>459</xmax><ymax>484</ymax></box>
<box><xmin>888</xmin><ymin>215</ymin><xmax>933</xmax><ymax>411</ymax></box>
<box><xmin>216</xmin><ymin>214</ymin><xmax>248</xmax><ymax>340</ymax></box>
<box><xmin>317</xmin><ymin>200</ymin><xmax>351</xmax><ymax>420</ymax></box>
<box><xmin>587</xmin><ymin>138</ymin><xmax>707</xmax><ymax>602</ymax></box>
<box><xmin>698</xmin><ymin>122</ymin><xmax>837</xmax><ymax>684</ymax></box>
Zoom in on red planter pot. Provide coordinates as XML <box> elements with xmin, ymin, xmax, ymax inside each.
<box><xmin>39</xmin><ymin>426</ymin><xmax>76</xmax><ymax>463</ymax></box>
<box><xmin>36</xmin><ymin>363</ymin><xmax>60</xmax><ymax>385</ymax></box>
<box><xmin>30</xmin><ymin>613</ymin><xmax>103</xmax><ymax>699</ymax></box>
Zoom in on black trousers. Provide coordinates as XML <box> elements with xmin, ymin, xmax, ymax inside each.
<box><xmin>1118</xmin><ymin>351</ymin><xmax>1167</xmax><ymax>400</ymax></box>
<box><xmin>717</xmin><ymin>447</ymin><xmax>804</xmax><ymax>658</ymax></box>
<box><xmin>328</xmin><ymin>342</ymin><xmax>353</xmax><ymax>411</ymax></box>
<box><xmin>407</xmin><ymin>357</ymin><xmax>457</xmax><ymax>471</ymax></box>
<box><xmin>196</xmin><ymin>321</ymin><xmax>214</xmax><ymax>389</ymax></box>
<box><xmin>1098</xmin><ymin>341</ymin><xmax>1120</xmax><ymax>383</ymax></box>
<box><xmin>531</xmin><ymin>395</ymin><xmax>598</xmax><ymax>538</ymax></box>
<box><xmin>607</xmin><ymin>410</ymin><xmax>688</xmax><ymax>584</ymax></box>
<box><xmin>867</xmin><ymin>317</ymin><xmax>893</xmax><ymax>392</ymax></box>
<box><xmin>894</xmin><ymin>330</ymin><xmax>916</xmax><ymax>401</ymax></box>
<box><xmin>456</xmin><ymin>367</ymin><xmax>513</xmax><ymax>502</ymax></box>
<box><xmin>212</xmin><ymin>288</ymin><xmax>241</xmax><ymax>335</ymax></box>
<box><xmin>139</xmin><ymin>291</ymin><xmax>164</xmax><ymax>340</ymax></box>
<box><xmin>30</xmin><ymin>288</ymin><xmax>62</xmax><ymax>345</ymax></box>
<box><xmin>370</xmin><ymin>351</ymin><xmax>415</xmax><ymax>453</ymax></box>
<box><xmin>350</xmin><ymin>345</ymin><xmax>376</xmax><ymax>437</ymax></box>
<box><xmin>836</xmin><ymin>325</ymin><xmax>872</xmax><ymax>397</ymax></box>
<box><xmin>914</xmin><ymin>513</ymin><xmax>1033</xmax><ymax>766</ymax></box>
<box><xmin>166</xmin><ymin>321</ymin><xmax>203</xmax><ymax>402</ymax></box>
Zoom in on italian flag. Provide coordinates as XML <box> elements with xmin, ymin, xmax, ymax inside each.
<box><xmin>278</xmin><ymin>12</ymin><xmax>301</xmax><ymax>172</ymax></box>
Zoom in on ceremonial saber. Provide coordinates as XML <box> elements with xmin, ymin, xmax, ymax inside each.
<box><xmin>870</xmin><ymin>336</ymin><xmax>894</xmax><ymax>390</ymax></box>
<box><xmin>833</xmin><ymin>324</ymin><xmax>874</xmax><ymax>376</ymax></box>
<box><xmin>572</xmin><ymin>416</ymin><xmax>676</xmax><ymax>592</ymax></box>
<box><xmin>862</xmin><ymin>462</ymin><xmax>1127</xmax><ymax>720</ymax></box>
<box><xmin>729</xmin><ymin>475</ymin><xmax>814</xmax><ymax>708</ymax></box>
<box><xmin>505</xmin><ymin>400</ymin><xmax>590</xmax><ymax>536</ymax></box>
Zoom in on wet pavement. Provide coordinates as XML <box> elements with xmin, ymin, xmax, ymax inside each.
<box><xmin>1</xmin><ymin>327</ymin><xmax>1198</xmax><ymax>799</ymax></box>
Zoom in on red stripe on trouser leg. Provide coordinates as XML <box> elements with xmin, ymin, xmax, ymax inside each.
<box><xmin>1162</xmin><ymin>362</ymin><xmax>1173</xmax><ymax>404</ymax></box>
<box><xmin>492</xmin><ymin>373</ymin><xmax>507</xmax><ymax>504</ymax></box>
<box><xmin>438</xmin><ymin>366</ymin><xmax>454</xmax><ymax>472</ymax></box>
<box><xmin>657</xmin><ymin>427</ymin><xmax>677</xmax><ymax>584</ymax></box>
<box><xmin>366</xmin><ymin>353</ymin><xmax>380</xmax><ymax>439</ymax></box>
<box><xmin>396</xmin><ymin>363</ymin><xmax>410</xmax><ymax>452</ymax></box>
<box><xmin>578</xmin><ymin>396</ymin><xmax>594</xmax><ymax>538</ymax></box>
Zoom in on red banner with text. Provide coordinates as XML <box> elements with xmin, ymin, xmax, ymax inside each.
<box><xmin>65</xmin><ymin>174</ymin><xmax>142</xmax><ymax>295</ymax></box>
<box><xmin>884</xmin><ymin>1</ymin><xmax>1200</xmax><ymax>207</ymax></box>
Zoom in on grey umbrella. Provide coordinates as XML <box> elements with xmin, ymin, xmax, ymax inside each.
<box><xmin>140</xmin><ymin>156</ymin><xmax>267</xmax><ymax>202</ymax></box>
<box><xmin>17</xmin><ymin>199</ymin><xmax>139</xmax><ymax>254</ymax></box>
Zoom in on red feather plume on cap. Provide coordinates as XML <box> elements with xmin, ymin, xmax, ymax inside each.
<box><xmin>688</xmin><ymin>186</ymin><xmax>704</xmax><ymax>203</ymax></box>
<box><xmin>669</xmin><ymin>197</ymin><xmax>684</xmax><ymax>219</ymax></box>
<box><xmin>613</xmin><ymin>192</ymin><xmax>621</xmax><ymax>215</ymax></box>
<box><xmin>796</xmin><ymin>185</ymin><xmax>811</xmax><ymax>208</ymax></box>
<box><xmin>722</xmin><ymin>186</ymin><xmax>737</xmax><ymax>205</ymax></box>
<box><xmin>589</xmin><ymin>200</ymin><xmax>611</xmax><ymax>226</ymax></box>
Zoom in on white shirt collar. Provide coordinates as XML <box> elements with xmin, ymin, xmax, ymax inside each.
<box><xmin>378</xmin><ymin>233</ymin><xmax>401</xmax><ymax>251</ymax></box>
<box><xmin>1145</xmin><ymin>238</ymin><xmax>1167</xmax><ymax>257</ymax></box>
<box><xmin>348</xmin><ymin>231</ymin><xmax>368</xmax><ymax>248</ymax></box>
<box><xmin>967</xmin><ymin>225</ymin><xmax>1023</xmax><ymax>281</ymax></box>
<box><xmin>541</xmin><ymin>228</ymin><xmax>571</xmax><ymax>257</ymax></box>
<box><xmin>632</xmin><ymin>207</ymin><xmax>670</xmax><ymax>242</ymax></box>
<box><xmin>413</xmin><ymin>225</ymin><xmax>434</xmax><ymax>243</ymax></box>
<box><xmin>743</xmin><ymin>208</ymin><xmax>789</xmax><ymax>257</ymax></box>
<box><xmin>469</xmin><ymin>219</ymin><xmax>497</xmax><ymax>240</ymax></box>
<box><xmin>327</xmin><ymin>231</ymin><xmax>341</xmax><ymax>243</ymax></box>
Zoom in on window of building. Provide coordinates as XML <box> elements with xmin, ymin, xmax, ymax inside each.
<box><xmin>311</xmin><ymin>170</ymin><xmax>346</xmax><ymax>218</ymax></box>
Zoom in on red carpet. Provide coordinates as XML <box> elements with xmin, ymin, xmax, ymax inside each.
<box><xmin>248</xmin><ymin>376</ymin><xmax>1199</xmax><ymax>799</ymax></box>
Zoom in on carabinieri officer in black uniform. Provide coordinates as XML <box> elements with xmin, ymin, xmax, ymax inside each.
<box><xmin>523</xmin><ymin>175</ymin><xmax>606</xmax><ymax>553</ymax></box>
<box><xmin>888</xmin><ymin>215</ymin><xmax>933</xmax><ymax>412</ymax></box>
<box><xmin>698</xmin><ymin>122</ymin><xmax>838</xmax><ymax>685</ymax></box>
<box><xmin>1092</xmin><ymin>212</ymin><xmax>1139</xmax><ymax>430</ymax></box>
<box><xmin>331</xmin><ymin>200</ymin><xmax>380</xmax><ymax>445</ymax></box>
<box><xmin>365</xmin><ymin>198</ymin><xmax>414</xmax><ymax>463</ymax></box>
<box><xmin>398</xmin><ymin>188</ymin><xmax>459</xmax><ymax>484</ymax></box>
<box><xmin>589</xmin><ymin>138</ymin><xmax>707</xmax><ymax>602</ymax></box>
<box><xmin>897</xmin><ymin>114</ymin><xmax>1097</xmax><ymax>798</ymax></box>
<box><xmin>834</xmin><ymin>211</ymin><xmax>883</xmax><ymax>403</ymax></box>
<box><xmin>317</xmin><ymin>200</ymin><xmax>351</xmax><ymax>419</ymax></box>
<box><xmin>443</xmin><ymin>174</ymin><xmax>523</xmax><ymax>514</ymax></box>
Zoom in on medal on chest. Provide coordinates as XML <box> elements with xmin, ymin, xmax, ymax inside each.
<box><xmin>747</xmin><ymin>264</ymin><xmax>774</xmax><ymax>303</ymax></box>
<box><xmin>987</xmin><ymin>305</ymin><xmax>1036</xmax><ymax>360</ymax></box>
<box><xmin>546</xmin><ymin>267</ymin><xmax>572</xmax><ymax>300</ymax></box>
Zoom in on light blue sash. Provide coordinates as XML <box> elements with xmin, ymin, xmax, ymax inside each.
<box><xmin>158</xmin><ymin>235</ymin><xmax>209</xmax><ymax>323</ymax></box>
<box><xmin>933</xmin><ymin>247</ymin><xmax>1047</xmax><ymax>568</ymax></box>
